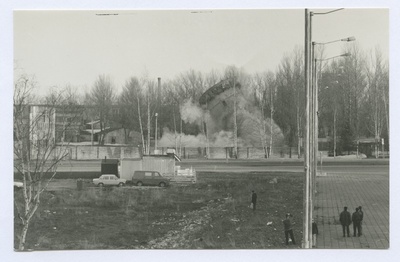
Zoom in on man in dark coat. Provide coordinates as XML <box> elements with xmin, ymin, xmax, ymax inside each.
<box><xmin>358</xmin><ymin>206</ymin><xmax>364</xmax><ymax>236</ymax></box>
<box><xmin>312</xmin><ymin>218</ymin><xmax>319</xmax><ymax>247</ymax></box>
<box><xmin>352</xmin><ymin>207</ymin><xmax>362</xmax><ymax>237</ymax></box>
<box><xmin>251</xmin><ymin>190</ymin><xmax>257</xmax><ymax>211</ymax></box>
<box><xmin>339</xmin><ymin>206</ymin><xmax>352</xmax><ymax>237</ymax></box>
<box><xmin>283</xmin><ymin>213</ymin><xmax>296</xmax><ymax>245</ymax></box>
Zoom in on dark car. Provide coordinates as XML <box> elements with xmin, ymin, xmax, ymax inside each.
<box><xmin>132</xmin><ymin>170</ymin><xmax>170</xmax><ymax>187</ymax></box>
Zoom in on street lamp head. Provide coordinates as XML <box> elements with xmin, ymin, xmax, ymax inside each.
<box><xmin>155</xmin><ymin>113</ymin><xmax>158</xmax><ymax>117</ymax></box>
<box><xmin>341</xmin><ymin>52</ymin><xmax>351</xmax><ymax>57</ymax></box>
<box><xmin>342</xmin><ymin>36</ymin><xmax>356</xmax><ymax>42</ymax></box>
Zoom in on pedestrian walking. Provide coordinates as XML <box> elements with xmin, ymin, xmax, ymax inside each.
<box><xmin>339</xmin><ymin>206</ymin><xmax>352</xmax><ymax>237</ymax></box>
<box><xmin>352</xmin><ymin>207</ymin><xmax>362</xmax><ymax>237</ymax></box>
<box><xmin>283</xmin><ymin>213</ymin><xmax>296</xmax><ymax>245</ymax></box>
<box><xmin>312</xmin><ymin>218</ymin><xmax>318</xmax><ymax>247</ymax></box>
<box><xmin>251</xmin><ymin>190</ymin><xmax>257</xmax><ymax>211</ymax></box>
<box><xmin>358</xmin><ymin>206</ymin><xmax>364</xmax><ymax>236</ymax></box>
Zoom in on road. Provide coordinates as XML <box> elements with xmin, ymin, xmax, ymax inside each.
<box><xmin>54</xmin><ymin>158</ymin><xmax>389</xmax><ymax>175</ymax></box>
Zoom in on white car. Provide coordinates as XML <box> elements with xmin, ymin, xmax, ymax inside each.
<box><xmin>14</xmin><ymin>181</ymin><xmax>23</xmax><ymax>189</ymax></box>
<box><xmin>92</xmin><ymin>174</ymin><xmax>126</xmax><ymax>187</ymax></box>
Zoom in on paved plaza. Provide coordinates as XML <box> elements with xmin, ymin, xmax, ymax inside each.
<box><xmin>314</xmin><ymin>171</ymin><xmax>389</xmax><ymax>249</ymax></box>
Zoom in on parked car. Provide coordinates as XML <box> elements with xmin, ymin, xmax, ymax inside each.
<box><xmin>92</xmin><ymin>174</ymin><xmax>126</xmax><ymax>187</ymax></box>
<box><xmin>132</xmin><ymin>170</ymin><xmax>170</xmax><ymax>187</ymax></box>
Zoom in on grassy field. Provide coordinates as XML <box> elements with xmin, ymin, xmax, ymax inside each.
<box><xmin>14</xmin><ymin>172</ymin><xmax>304</xmax><ymax>250</ymax></box>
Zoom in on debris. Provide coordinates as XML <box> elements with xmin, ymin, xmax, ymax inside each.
<box><xmin>231</xmin><ymin>218</ymin><xmax>240</xmax><ymax>222</ymax></box>
<box><xmin>267</xmin><ymin>222</ymin><xmax>273</xmax><ymax>226</ymax></box>
<box><xmin>270</xmin><ymin>178</ymin><xmax>278</xmax><ymax>184</ymax></box>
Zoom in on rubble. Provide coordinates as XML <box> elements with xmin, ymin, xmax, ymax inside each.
<box><xmin>143</xmin><ymin>196</ymin><xmax>233</xmax><ymax>249</ymax></box>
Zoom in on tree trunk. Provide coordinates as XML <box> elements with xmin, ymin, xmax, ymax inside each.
<box><xmin>382</xmin><ymin>88</ymin><xmax>389</xmax><ymax>144</ymax></box>
<box><xmin>136</xmin><ymin>96</ymin><xmax>145</xmax><ymax>150</ymax></box>
<box><xmin>18</xmin><ymin>222</ymin><xmax>30</xmax><ymax>250</ymax></box>
<box><xmin>270</xmin><ymin>90</ymin><xmax>274</xmax><ymax>157</ymax></box>
<box><xmin>233</xmin><ymin>78</ymin><xmax>238</xmax><ymax>159</ymax></box>
<box><xmin>179</xmin><ymin>117</ymin><xmax>183</xmax><ymax>157</ymax></box>
<box><xmin>333</xmin><ymin>107</ymin><xmax>337</xmax><ymax>158</ymax></box>
<box><xmin>147</xmin><ymin>92</ymin><xmax>151</xmax><ymax>155</ymax></box>
<box><xmin>296</xmin><ymin>106</ymin><xmax>301</xmax><ymax>159</ymax></box>
<box><xmin>173</xmin><ymin>109</ymin><xmax>178</xmax><ymax>152</ymax></box>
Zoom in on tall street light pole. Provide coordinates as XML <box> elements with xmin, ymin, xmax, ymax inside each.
<box><xmin>303</xmin><ymin>8</ymin><xmax>312</xmax><ymax>249</ymax></box>
<box><xmin>303</xmin><ymin>8</ymin><xmax>346</xmax><ymax>249</ymax></box>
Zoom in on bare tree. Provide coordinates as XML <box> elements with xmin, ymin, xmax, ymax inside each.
<box><xmin>365</xmin><ymin>48</ymin><xmax>387</xmax><ymax>157</ymax></box>
<box><xmin>14</xmin><ymin>75</ymin><xmax>74</xmax><ymax>250</ymax></box>
<box><xmin>86</xmin><ymin>74</ymin><xmax>116</xmax><ymax>145</ymax></box>
<box><xmin>119</xmin><ymin>77</ymin><xmax>146</xmax><ymax>149</ymax></box>
<box><xmin>339</xmin><ymin>44</ymin><xmax>367</xmax><ymax>153</ymax></box>
<box><xmin>252</xmin><ymin>71</ymin><xmax>276</xmax><ymax>157</ymax></box>
<box><xmin>274</xmin><ymin>47</ymin><xmax>305</xmax><ymax>157</ymax></box>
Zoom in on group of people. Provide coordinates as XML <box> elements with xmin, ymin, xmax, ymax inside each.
<box><xmin>339</xmin><ymin>206</ymin><xmax>364</xmax><ymax>237</ymax></box>
<box><xmin>251</xmin><ymin>191</ymin><xmax>365</xmax><ymax>247</ymax></box>
<box><xmin>280</xmin><ymin>206</ymin><xmax>364</xmax><ymax>247</ymax></box>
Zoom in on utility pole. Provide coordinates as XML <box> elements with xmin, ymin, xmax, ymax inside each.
<box><xmin>303</xmin><ymin>8</ymin><xmax>312</xmax><ymax>249</ymax></box>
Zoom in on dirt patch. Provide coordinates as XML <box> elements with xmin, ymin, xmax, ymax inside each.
<box><xmin>14</xmin><ymin>172</ymin><xmax>303</xmax><ymax>250</ymax></box>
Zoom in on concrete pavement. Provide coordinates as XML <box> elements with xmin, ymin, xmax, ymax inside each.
<box><xmin>314</xmin><ymin>171</ymin><xmax>389</xmax><ymax>249</ymax></box>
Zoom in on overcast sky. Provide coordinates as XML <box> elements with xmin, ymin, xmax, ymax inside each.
<box><xmin>13</xmin><ymin>8</ymin><xmax>388</xmax><ymax>96</ymax></box>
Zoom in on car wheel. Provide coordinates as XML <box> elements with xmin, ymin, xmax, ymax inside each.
<box><xmin>136</xmin><ymin>181</ymin><xmax>143</xmax><ymax>186</ymax></box>
<box><xmin>98</xmin><ymin>183</ymin><xmax>104</xmax><ymax>187</ymax></box>
<box><xmin>118</xmin><ymin>182</ymin><xmax>124</xmax><ymax>187</ymax></box>
<box><xmin>159</xmin><ymin>182</ymin><xmax>166</xmax><ymax>187</ymax></box>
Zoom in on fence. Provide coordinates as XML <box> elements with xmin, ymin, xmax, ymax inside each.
<box><xmin>17</xmin><ymin>144</ymin><xmax>304</xmax><ymax>161</ymax></box>
<box><xmin>56</xmin><ymin>145</ymin><xmax>302</xmax><ymax>160</ymax></box>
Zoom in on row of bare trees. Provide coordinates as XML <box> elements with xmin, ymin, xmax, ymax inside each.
<box><xmin>318</xmin><ymin>45</ymin><xmax>389</xmax><ymax>156</ymax></box>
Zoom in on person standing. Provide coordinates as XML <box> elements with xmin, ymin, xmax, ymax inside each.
<box><xmin>312</xmin><ymin>219</ymin><xmax>319</xmax><ymax>247</ymax></box>
<box><xmin>352</xmin><ymin>207</ymin><xmax>362</xmax><ymax>237</ymax></box>
<box><xmin>358</xmin><ymin>206</ymin><xmax>364</xmax><ymax>236</ymax></box>
<box><xmin>339</xmin><ymin>206</ymin><xmax>352</xmax><ymax>237</ymax></box>
<box><xmin>283</xmin><ymin>213</ymin><xmax>296</xmax><ymax>245</ymax></box>
<box><xmin>251</xmin><ymin>190</ymin><xmax>257</xmax><ymax>211</ymax></box>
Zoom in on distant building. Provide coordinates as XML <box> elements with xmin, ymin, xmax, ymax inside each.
<box><xmin>15</xmin><ymin>103</ymin><xmax>144</xmax><ymax>146</ymax></box>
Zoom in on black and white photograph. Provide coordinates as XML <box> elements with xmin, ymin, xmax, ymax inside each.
<box><xmin>1</xmin><ymin>1</ymin><xmax>399</xmax><ymax>262</ymax></box>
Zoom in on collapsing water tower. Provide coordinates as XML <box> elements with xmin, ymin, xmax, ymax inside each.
<box><xmin>199</xmin><ymin>78</ymin><xmax>284</xmax><ymax>150</ymax></box>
